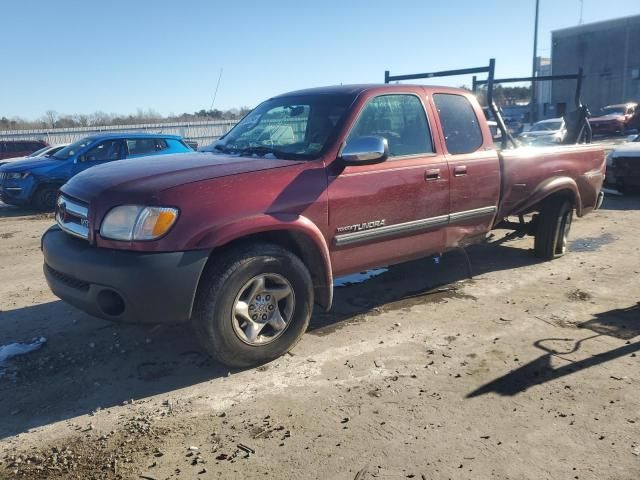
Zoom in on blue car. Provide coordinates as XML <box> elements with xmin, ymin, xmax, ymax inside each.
<box><xmin>0</xmin><ymin>133</ymin><xmax>192</xmax><ymax>210</ymax></box>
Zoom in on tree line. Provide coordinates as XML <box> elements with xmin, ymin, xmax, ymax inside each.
<box><xmin>1</xmin><ymin>86</ymin><xmax>531</xmax><ymax>131</ymax></box>
<box><xmin>0</xmin><ymin>107</ymin><xmax>253</xmax><ymax>131</ymax></box>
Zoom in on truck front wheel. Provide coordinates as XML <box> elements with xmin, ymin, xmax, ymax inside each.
<box><xmin>192</xmin><ymin>244</ymin><xmax>313</xmax><ymax>368</ymax></box>
<box><xmin>534</xmin><ymin>199</ymin><xmax>573</xmax><ymax>260</ymax></box>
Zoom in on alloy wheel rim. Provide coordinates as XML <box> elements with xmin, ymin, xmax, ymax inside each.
<box><xmin>559</xmin><ymin>211</ymin><xmax>573</xmax><ymax>254</ymax></box>
<box><xmin>231</xmin><ymin>273</ymin><xmax>295</xmax><ymax>345</ymax></box>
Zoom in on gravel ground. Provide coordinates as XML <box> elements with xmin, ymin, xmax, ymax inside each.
<box><xmin>0</xmin><ymin>195</ymin><xmax>638</xmax><ymax>480</ymax></box>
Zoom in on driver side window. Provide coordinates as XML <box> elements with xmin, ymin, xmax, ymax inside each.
<box><xmin>348</xmin><ymin>94</ymin><xmax>434</xmax><ymax>157</ymax></box>
<box><xmin>84</xmin><ymin>140</ymin><xmax>123</xmax><ymax>162</ymax></box>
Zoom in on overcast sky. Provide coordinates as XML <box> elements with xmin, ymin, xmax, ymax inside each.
<box><xmin>1</xmin><ymin>0</ymin><xmax>639</xmax><ymax>119</ymax></box>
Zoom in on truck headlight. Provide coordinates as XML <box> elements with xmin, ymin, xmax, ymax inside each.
<box><xmin>5</xmin><ymin>172</ymin><xmax>30</xmax><ymax>180</ymax></box>
<box><xmin>100</xmin><ymin>205</ymin><xmax>179</xmax><ymax>241</ymax></box>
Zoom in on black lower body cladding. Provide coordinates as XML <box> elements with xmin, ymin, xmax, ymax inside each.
<box><xmin>42</xmin><ymin>226</ymin><xmax>210</xmax><ymax>324</ymax></box>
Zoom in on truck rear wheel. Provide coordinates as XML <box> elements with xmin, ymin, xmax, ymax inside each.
<box><xmin>534</xmin><ymin>198</ymin><xmax>573</xmax><ymax>260</ymax></box>
<box><xmin>192</xmin><ymin>243</ymin><xmax>313</xmax><ymax>368</ymax></box>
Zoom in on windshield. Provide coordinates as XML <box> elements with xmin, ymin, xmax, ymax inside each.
<box><xmin>599</xmin><ymin>106</ymin><xmax>626</xmax><ymax>116</ymax></box>
<box><xmin>530</xmin><ymin>121</ymin><xmax>562</xmax><ymax>132</ymax></box>
<box><xmin>52</xmin><ymin>137</ymin><xmax>96</xmax><ymax>160</ymax></box>
<box><xmin>215</xmin><ymin>94</ymin><xmax>354</xmax><ymax>159</ymax></box>
<box><xmin>27</xmin><ymin>146</ymin><xmax>51</xmax><ymax>157</ymax></box>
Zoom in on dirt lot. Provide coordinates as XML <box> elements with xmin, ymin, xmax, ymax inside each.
<box><xmin>0</xmin><ymin>196</ymin><xmax>638</xmax><ymax>480</ymax></box>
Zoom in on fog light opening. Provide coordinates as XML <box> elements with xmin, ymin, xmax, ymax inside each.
<box><xmin>97</xmin><ymin>289</ymin><xmax>125</xmax><ymax>317</ymax></box>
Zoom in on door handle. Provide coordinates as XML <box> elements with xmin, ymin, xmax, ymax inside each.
<box><xmin>425</xmin><ymin>169</ymin><xmax>441</xmax><ymax>181</ymax></box>
<box><xmin>454</xmin><ymin>166</ymin><xmax>468</xmax><ymax>176</ymax></box>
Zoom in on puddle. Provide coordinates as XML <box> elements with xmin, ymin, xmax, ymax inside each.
<box><xmin>310</xmin><ymin>283</ymin><xmax>476</xmax><ymax>337</ymax></box>
<box><xmin>333</xmin><ymin>268</ymin><xmax>388</xmax><ymax>287</ymax></box>
<box><xmin>393</xmin><ymin>284</ymin><xmax>476</xmax><ymax>310</ymax></box>
<box><xmin>570</xmin><ymin>233</ymin><xmax>616</xmax><ymax>252</ymax></box>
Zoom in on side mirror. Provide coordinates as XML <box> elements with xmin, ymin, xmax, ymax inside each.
<box><xmin>339</xmin><ymin>136</ymin><xmax>388</xmax><ymax>165</ymax></box>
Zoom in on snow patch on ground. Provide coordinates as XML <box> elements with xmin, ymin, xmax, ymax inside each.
<box><xmin>0</xmin><ymin>337</ymin><xmax>46</xmax><ymax>376</ymax></box>
<box><xmin>333</xmin><ymin>268</ymin><xmax>388</xmax><ymax>287</ymax></box>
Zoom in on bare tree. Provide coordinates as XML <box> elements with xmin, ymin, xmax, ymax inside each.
<box><xmin>44</xmin><ymin>110</ymin><xmax>58</xmax><ymax>129</ymax></box>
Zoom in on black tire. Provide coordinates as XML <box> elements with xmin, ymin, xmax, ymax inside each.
<box><xmin>32</xmin><ymin>185</ymin><xmax>59</xmax><ymax>211</ymax></box>
<box><xmin>192</xmin><ymin>243</ymin><xmax>313</xmax><ymax>368</ymax></box>
<box><xmin>534</xmin><ymin>198</ymin><xmax>573</xmax><ymax>260</ymax></box>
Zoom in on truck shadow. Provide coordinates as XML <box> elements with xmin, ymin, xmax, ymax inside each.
<box><xmin>309</xmin><ymin>241</ymin><xmax>542</xmax><ymax>334</ymax></box>
<box><xmin>0</xmin><ymin>301</ymin><xmax>228</xmax><ymax>440</ymax></box>
<box><xmin>466</xmin><ymin>303</ymin><xmax>640</xmax><ymax>398</ymax></box>
<box><xmin>0</xmin><ymin>240</ymin><xmax>542</xmax><ymax>439</ymax></box>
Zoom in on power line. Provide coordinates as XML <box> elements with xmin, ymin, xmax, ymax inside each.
<box><xmin>209</xmin><ymin>68</ymin><xmax>224</xmax><ymax>111</ymax></box>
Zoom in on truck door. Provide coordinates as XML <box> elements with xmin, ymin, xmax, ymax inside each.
<box><xmin>327</xmin><ymin>93</ymin><xmax>450</xmax><ymax>277</ymax></box>
<box><xmin>431</xmin><ymin>93</ymin><xmax>500</xmax><ymax>247</ymax></box>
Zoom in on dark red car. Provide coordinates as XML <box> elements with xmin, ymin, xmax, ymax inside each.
<box><xmin>588</xmin><ymin>103</ymin><xmax>640</xmax><ymax>136</ymax></box>
<box><xmin>42</xmin><ymin>84</ymin><xmax>606</xmax><ymax>367</ymax></box>
<box><xmin>0</xmin><ymin>140</ymin><xmax>48</xmax><ymax>160</ymax></box>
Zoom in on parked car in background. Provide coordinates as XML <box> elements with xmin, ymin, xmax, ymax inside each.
<box><xmin>606</xmin><ymin>133</ymin><xmax>640</xmax><ymax>193</ymax></box>
<box><xmin>519</xmin><ymin>118</ymin><xmax>567</xmax><ymax>145</ymax></box>
<box><xmin>0</xmin><ymin>140</ymin><xmax>48</xmax><ymax>161</ymax></box>
<box><xmin>588</xmin><ymin>103</ymin><xmax>640</xmax><ymax>136</ymax></box>
<box><xmin>184</xmin><ymin>139</ymin><xmax>198</xmax><ymax>150</ymax></box>
<box><xmin>0</xmin><ymin>143</ymin><xmax>69</xmax><ymax>167</ymax></box>
<box><xmin>0</xmin><ymin>133</ymin><xmax>191</xmax><ymax>210</ymax></box>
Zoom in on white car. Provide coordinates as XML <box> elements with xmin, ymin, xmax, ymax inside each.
<box><xmin>519</xmin><ymin>118</ymin><xmax>567</xmax><ymax>145</ymax></box>
<box><xmin>606</xmin><ymin>134</ymin><xmax>640</xmax><ymax>193</ymax></box>
<box><xmin>0</xmin><ymin>143</ymin><xmax>69</xmax><ymax>166</ymax></box>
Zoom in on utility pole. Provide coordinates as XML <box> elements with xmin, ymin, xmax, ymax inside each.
<box><xmin>530</xmin><ymin>0</ymin><xmax>540</xmax><ymax>125</ymax></box>
<box><xmin>578</xmin><ymin>0</ymin><xmax>584</xmax><ymax>25</ymax></box>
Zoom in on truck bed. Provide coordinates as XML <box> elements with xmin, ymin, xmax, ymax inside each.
<box><xmin>496</xmin><ymin>143</ymin><xmax>606</xmax><ymax>221</ymax></box>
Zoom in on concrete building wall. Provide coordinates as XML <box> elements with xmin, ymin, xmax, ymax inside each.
<box><xmin>551</xmin><ymin>15</ymin><xmax>640</xmax><ymax>114</ymax></box>
<box><xmin>536</xmin><ymin>57</ymin><xmax>553</xmax><ymax>118</ymax></box>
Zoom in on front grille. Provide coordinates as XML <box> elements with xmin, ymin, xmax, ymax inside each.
<box><xmin>45</xmin><ymin>264</ymin><xmax>90</xmax><ymax>291</ymax></box>
<box><xmin>56</xmin><ymin>195</ymin><xmax>89</xmax><ymax>240</ymax></box>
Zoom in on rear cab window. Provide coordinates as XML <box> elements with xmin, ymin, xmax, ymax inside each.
<box><xmin>433</xmin><ymin>93</ymin><xmax>484</xmax><ymax>154</ymax></box>
<box><xmin>348</xmin><ymin>94</ymin><xmax>434</xmax><ymax>157</ymax></box>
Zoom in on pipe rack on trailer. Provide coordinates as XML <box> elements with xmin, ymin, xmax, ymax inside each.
<box><xmin>384</xmin><ymin>59</ymin><xmax>592</xmax><ymax>146</ymax></box>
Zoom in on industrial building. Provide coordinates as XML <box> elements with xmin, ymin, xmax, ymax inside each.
<box><xmin>551</xmin><ymin>14</ymin><xmax>640</xmax><ymax>115</ymax></box>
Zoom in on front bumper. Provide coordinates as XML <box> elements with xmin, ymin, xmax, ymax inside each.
<box><xmin>0</xmin><ymin>176</ymin><xmax>34</xmax><ymax>205</ymax></box>
<box><xmin>42</xmin><ymin>226</ymin><xmax>210</xmax><ymax>324</ymax></box>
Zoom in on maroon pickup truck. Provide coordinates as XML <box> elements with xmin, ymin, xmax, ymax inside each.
<box><xmin>42</xmin><ymin>85</ymin><xmax>606</xmax><ymax>367</ymax></box>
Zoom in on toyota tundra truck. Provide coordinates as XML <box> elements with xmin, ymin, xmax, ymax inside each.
<box><xmin>42</xmin><ymin>84</ymin><xmax>606</xmax><ymax>367</ymax></box>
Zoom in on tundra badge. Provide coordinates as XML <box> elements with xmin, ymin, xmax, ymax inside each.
<box><xmin>336</xmin><ymin>220</ymin><xmax>386</xmax><ymax>233</ymax></box>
